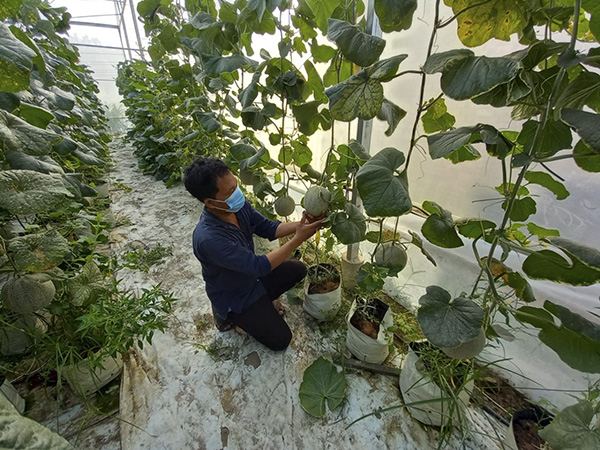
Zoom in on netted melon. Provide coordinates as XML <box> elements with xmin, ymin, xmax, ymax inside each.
<box><xmin>304</xmin><ymin>186</ymin><xmax>331</xmax><ymax>217</ymax></box>
<box><xmin>440</xmin><ymin>327</ymin><xmax>486</xmax><ymax>360</ymax></box>
<box><xmin>274</xmin><ymin>195</ymin><xmax>295</xmax><ymax>216</ymax></box>
<box><xmin>374</xmin><ymin>243</ymin><xmax>408</xmax><ymax>274</ymax></box>
<box><xmin>1</xmin><ymin>275</ymin><xmax>56</xmax><ymax>314</ymax></box>
<box><xmin>239</xmin><ymin>170</ymin><xmax>255</xmax><ymax>185</ymax></box>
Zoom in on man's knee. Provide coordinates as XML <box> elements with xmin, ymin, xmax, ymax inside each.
<box><xmin>289</xmin><ymin>260</ymin><xmax>307</xmax><ymax>283</ymax></box>
<box><xmin>267</xmin><ymin>327</ymin><xmax>292</xmax><ymax>351</ymax></box>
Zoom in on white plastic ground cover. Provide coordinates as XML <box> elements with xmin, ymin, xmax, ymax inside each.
<box><xmin>346</xmin><ymin>298</ymin><xmax>394</xmax><ymax>364</ymax></box>
<box><xmin>108</xmin><ymin>142</ymin><xmax>502</xmax><ymax>450</ymax></box>
<box><xmin>399</xmin><ymin>344</ymin><xmax>474</xmax><ymax>427</ymax></box>
<box><xmin>1</xmin><ymin>379</ymin><xmax>25</xmax><ymax>414</ymax></box>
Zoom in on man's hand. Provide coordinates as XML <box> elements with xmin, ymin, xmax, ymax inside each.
<box><xmin>304</xmin><ymin>210</ymin><xmax>326</xmax><ymax>224</ymax></box>
<box><xmin>295</xmin><ymin>211</ymin><xmax>324</xmax><ymax>243</ymax></box>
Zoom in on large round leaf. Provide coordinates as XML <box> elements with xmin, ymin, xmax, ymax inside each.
<box><xmin>417</xmin><ymin>286</ymin><xmax>484</xmax><ymax>348</ymax></box>
<box><xmin>562</xmin><ymin>109</ymin><xmax>600</xmax><ymax>152</ymax></box>
<box><xmin>421</xmin><ymin>201</ymin><xmax>463</xmax><ymax>248</ymax></box>
<box><xmin>522</xmin><ymin>238</ymin><xmax>600</xmax><ymax>286</ymax></box>
<box><xmin>539</xmin><ymin>400</ymin><xmax>600</xmax><ymax>449</ymax></box>
<box><xmin>327</xmin><ymin>19</ymin><xmax>386</xmax><ymax>67</ymax></box>
<box><xmin>356</xmin><ymin>147</ymin><xmax>411</xmax><ymax>217</ymax></box>
<box><xmin>447</xmin><ymin>0</ymin><xmax>530</xmax><ymax>47</ymax></box>
<box><xmin>68</xmin><ymin>261</ymin><xmax>106</xmax><ymax>306</ymax></box>
<box><xmin>574</xmin><ymin>140</ymin><xmax>600</xmax><ymax>173</ymax></box>
<box><xmin>298</xmin><ymin>357</ymin><xmax>346</xmax><ymax>418</ymax></box>
<box><xmin>8</xmin><ymin>230</ymin><xmax>70</xmax><ymax>272</ymax></box>
<box><xmin>0</xmin><ymin>170</ymin><xmax>72</xmax><ymax>215</ymax></box>
<box><xmin>424</xmin><ymin>51</ymin><xmax>521</xmax><ymax>101</ymax></box>
<box><xmin>19</xmin><ymin>103</ymin><xmax>54</xmax><ymax>129</ymax></box>
<box><xmin>0</xmin><ymin>110</ymin><xmax>60</xmax><ymax>156</ymax></box>
<box><xmin>330</xmin><ymin>204</ymin><xmax>366</xmax><ymax>244</ymax></box>
<box><xmin>0</xmin><ymin>23</ymin><xmax>35</xmax><ymax>93</ymax></box>
<box><xmin>375</xmin><ymin>0</ymin><xmax>417</xmax><ymax>32</ymax></box>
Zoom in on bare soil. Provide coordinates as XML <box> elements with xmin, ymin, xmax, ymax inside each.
<box><xmin>350</xmin><ymin>313</ymin><xmax>379</xmax><ymax>339</ymax></box>
<box><xmin>513</xmin><ymin>418</ymin><xmax>546</xmax><ymax>450</ymax></box>
<box><xmin>308</xmin><ymin>279</ymin><xmax>340</xmax><ymax>294</ymax></box>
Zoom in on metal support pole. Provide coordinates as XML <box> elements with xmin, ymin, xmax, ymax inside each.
<box><xmin>129</xmin><ymin>0</ymin><xmax>146</xmax><ymax>60</ymax></box>
<box><xmin>346</xmin><ymin>0</ymin><xmax>382</xmax><ymax>262</ymax></box>
<box><xmin>114</xmin><ymin>0</ymin><xmax>132</xmax><ymax>60</ymax></box>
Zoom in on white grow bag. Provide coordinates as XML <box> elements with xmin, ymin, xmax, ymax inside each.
<box><xmin>399</xmin><ymin>342</ymin><xmax>474</xmax><ymax>427</ymax></box>
<box><xmin>346</xmin><ymin>298</ymin><xmax>393</xmax><ymax>364</ymax></box>
<box><xmin>61</xmin><ymin>353</ymin><xmax>123</xmax><ymax>397</ymax></box>
<box><xmin>303</xmin><ymin>264</ymin><xmax>341</xmax><ymax>321</ymax></box>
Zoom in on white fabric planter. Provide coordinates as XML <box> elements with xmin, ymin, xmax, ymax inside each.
<box><xmin>303</xmin><ymin>264</ymin><xmax>341</xmax><ymax>321</ymax></box>
<box><xmin>346</xmin><ymin>298</ymin><xmax>393</xmax><ymax>364</ymax></box>
<box><xmin>1</xmin><ymin>378</ymin><xmax>25</xmax><ymax>414</ymax></box>
<box><xmin>61</xmin><ymin>353</ymin><xmax>123</xmax><ymax>397</ymax></box>
<box><xmin>399</xmin><ymin>343</ymin><xmax>474</xmax><ymax>427</ymax></box>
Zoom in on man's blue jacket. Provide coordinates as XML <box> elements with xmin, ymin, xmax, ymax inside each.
<box><xmin>193</xmin><ymin>201</ymin><xmax>281</xmax><ymax>319</ymax></box>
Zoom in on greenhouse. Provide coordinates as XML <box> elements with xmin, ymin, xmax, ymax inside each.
<box><xmin>1</xmin><ymin>0</ymin><xmax>599</xmax><ymax>449</ymax></box>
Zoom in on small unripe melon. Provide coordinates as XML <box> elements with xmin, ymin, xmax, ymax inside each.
<box><xmin>1</xmin><ymin>276</ymin><xmax>56</xmax><ymax>314</ymax></box>
<box><xmin>304</xmin><ymin>186</ymin><xmax>331</xmax><ymax>217</ymax></box>
<box><xmin>441</xmin><ymin>327</ymin><xmax>486</xmax><ymax>360</ymax></box>
<box><xmin>239</xmin><ymin>170</ymin><xmax>254</xmax><ymax>185</ymax></box>
<box><xmin>274</xmin><ymin>195</ymin><xmax>295</xmax><ymax>216</ymax></box>
<box><xmin>374</xmin><ymin>243</ymin><xmax>408</xmax><ymax>273</ymax></box>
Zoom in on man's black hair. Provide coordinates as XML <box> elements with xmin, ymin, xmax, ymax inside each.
<box><xmin>184</xmin><ymin>157</ymin><xmax>231</xmax><ymax>202</ymax></box>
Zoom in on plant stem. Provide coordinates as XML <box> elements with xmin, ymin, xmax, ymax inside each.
<box><xmin>437</xmin><ymin>0</ymin><xmax>493</xmax><ymax>29</ymax></box>
<box><xmin>405</xmin><ymin>0</ymin><xmax>441</xmax><ymax>171</ymax></box>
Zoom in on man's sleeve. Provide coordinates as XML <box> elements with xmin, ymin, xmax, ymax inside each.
<box><xmin>250</xmin><ymin>205</ymin><xmax>281</xmax><ymax>241</ymax></box>
<box><xmin>198</xmin><ymin>236</ymin><xmax>272</xmax><ymax>277</ymax></box>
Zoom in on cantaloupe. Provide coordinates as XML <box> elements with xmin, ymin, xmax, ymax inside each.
<box><xmin>1</xmin><ymin>276</ymin><xmax>56</xmax><ymax>314</ymax></box>
<box><xmin>440</xmin><ymin>327</ymin><xmax>486</xmax><ymax>360</ymax></box>
<box><xmin>374</xmin><ymin>242</ymin><xmax>408</xmax><ymax>274</ymax></box>
<box><xmin>274</xmin><ymin>195</ymin><xmax>295</xmax><ymax>216</ymax></box>
<box><xmin>304</xmin><ymin>186</ymin><xmax>331</xmax><ymax>217</ymax></box>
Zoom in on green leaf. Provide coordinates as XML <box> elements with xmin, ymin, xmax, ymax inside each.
<box><xmin>19</xmin><ymin>103</ymin><xmax>54</xmax><ymax>129</ymax></box>
<box><xmin>539</xmin><ymin>400</ymin><xmax>600</xmax><ymax>448</ymax></box>
<box><xmin>298</xmin><ymin>357</ymin><xmax>346</xmax><ymax>418</ymax></box>
<box><xmin>157</xmin><ymin>23</ymin><xmax>179</xmax><ymax>53</ymax></box>
<box><xmin>68</xmin><ymin>261</ymin><xmax>106</xmax><ymax>307</ymax></box>
<box><xmin>356</xmin><ymin>147</ymin><xmax>412</xmax><ymax>217</ymax></box>
<box><xmin>448</xmin><ymin>0</ymin><xmax>530</xmax><ymax>47</ymax></box>
<box><xmin>0</xmin><ymin>92</ymin><xmax>20</xmax><ymax>112</ymax></box>
<box><xmin>505</xmin><ymin>272</ymin><xmax>536</xmax><ymax>303</ymax></box>
<box><xmin>425</xmin><ymin>50</ymin><xmax>521</xmax><ymax>101</ymax></box>
<box><xmin>421</xmin><ymin>201</ymin><xmax>463</xmax><ymax>248</ymax></box>
<box><xmin>526</xmin><ymin>222</ymin><xmax>560</xmax><ymax>239</ymax></box>
<box><xmin>583</xmin><ymin>0</ymin><xmax>600</xmax><ymax>41</ymax></box>
<box><xmin>555</xmin><ymin>72</ymin><xmax>600</xmax><ymax>112</ymax></box>
<box><xmin>330</xmin><ymin>204</ymin><xmax>366</xmax><ymax>245</ymax></box>
<box><xmin>9</xmin><ymin>26</ymin><xmax>46</xmax><ymax>76</ymax></box>
<box><xmin>304</xmin><ymin>60</ymin><xmax>326</xmax><ymax>102</ymax></box>
<box><xmin>522</xmin><ymin>238</ymin><xmax>600</xmax><ymax>286</ymax></box>
<box><xmin>539</xmin><ymin>324</ymin><xmax>600</xmax><ymax>374</ymax></box>
<box><xmin>291</xmin><ymin>100</ymin><xmax>330</xmax><ymax>136</ymax></box>
<box><xmin>574</xmin><ymin>140</ymin><xmax>600</xmax><ymax>173</ymax></box>
<box><xmin>417</xmin><ymin>286</ymin><xmax>484</xmax><ymax>348</ymax></box>
<box><xmin>524</xmin><ymin>171</ymin><xmax>569</xmax><ymax>200</ymax></box>
<box><xmin>8</xmin><ymin>229</ymin><xmax>70</xmax><ymax>272</ymax></box>
<box><xmin>194</xmin><ymin>111</ymin><xmax>220</xmax><ymax>133</ymax></box>
<box><xmin>325</xmin><ymin>56</ymin><xmax>407</xmax><ymax>122</ymax></box>
<box><xmin>246</xmin><ymin>0</ymin><xmax>267</xmax><ymax>22</ymax></box>
<box><xmin>445</xmin><ymin>144</ymin><xmax>481</xmax><ymax>163</ymax></box>
<box><xmin>0</xmin><ymin>23</ymin><xmax>36</xmax><ymax>93</ymax></box>
<box><xmin>456</xmin><ymin>219</ymin><xmax>496</xmax><ymax>239</ymax></box>
<box><xmin>375</xmin><ymin>0</ymin><xmax>417</xmax><ymax>32</ymax></box>
<box><xmin>427</xmin><ymin>125</ymin><xmax>479</xmax><ymax>159</ymax></box>
<box><xmin>517</xmin><ymin>118</ymin><xmax>573</xmax><ymax>159</ymax></box>
<box><xmin>4</xmin><ymin>150</ymin><xmax>63</xmax><ymax>174</ymax></box>
<box><xmin>202</xmin><ymin>53</ymin><xmax>257</xmax><ymax>77</ymax></box>
<box><xmin>421</xmin><ymin>98</ymin><xmax>456</xmax><ymax>133</ymax></box>
<box><xmin>0</xmin><ymin>0</ymin><xmax>22</xmax><ymax>20</ymax></box>
<box><xmin>545</xmin><ymin>300</ymin><xmax>600</xmax><ymax>342</ymax></box>
<box><xmin>327</xmin><ymin>19</ymin><xmax>386</xmax><ymax>67</ymax></box>
<box><xmin>514</xmin><ymin>305</ymin><xmax>555</xmax><ymax>330</ymax></box>
<box><xmin>239</xmin><ymin>71</ymin><xmax>261</xmax><ymax>108</ymax></box>
<box><xmin>305</xmin><ymin>0</ymin><xmax>340</xmax><ymax>33</ymax></box>
<box><xmin>561</xmin><ymin>109</ymin><xmax>600</xmax><ymax>152</ymax></box>
<box><xmin>310</xmin><ymin>40</ymin><xmax>336</xmax><ymax>63</ymax></box>
<box><xmin>0</xmin><ymin>110</ymin><xmax>60</xmax><ymax>156</ymax></box>
<box><xmin>503</xmin><ymin>196</ymin><xmax>536</xmax><ymax>221</ymax></box>
<box><xmin>376</xmin><ymin>98</ymin><xmax>406</xmax><ymax>137</ymax></box>
<box><xmin>0</xmin><ymin>170</ymin><xmax>72</xmax><ymax>215</ymax></box>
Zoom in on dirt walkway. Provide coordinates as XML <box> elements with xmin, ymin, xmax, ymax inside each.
<box><xmin>106</xmin><ymin>140</ymin><xmax>501</xmax><ymax>449</ymax></box>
